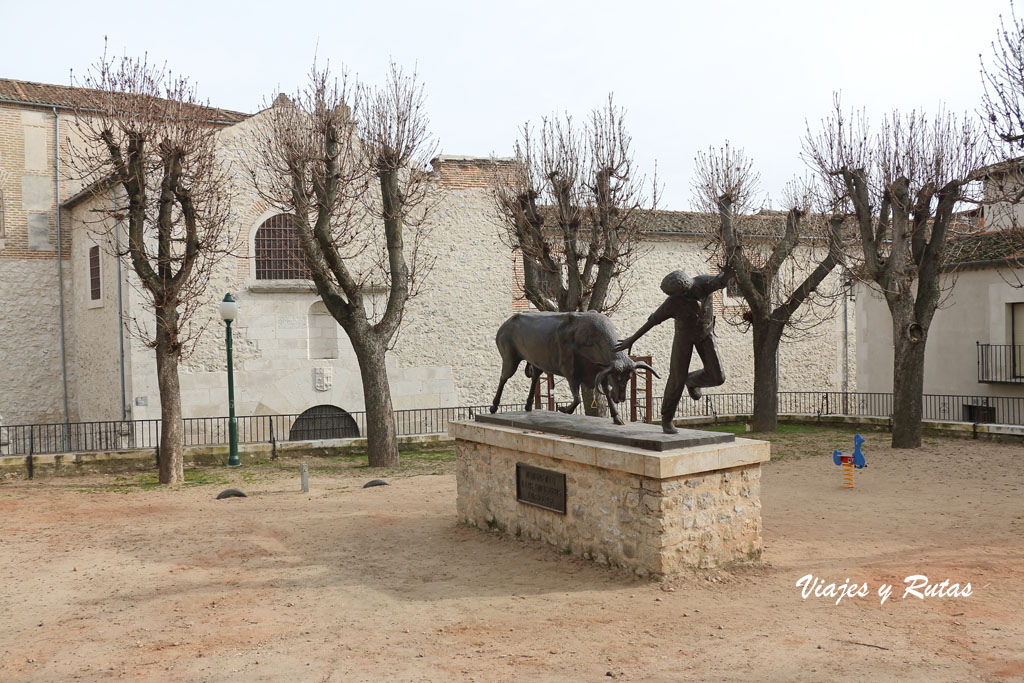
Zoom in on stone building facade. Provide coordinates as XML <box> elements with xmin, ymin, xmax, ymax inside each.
<box><xmin>1</xmin><ymin>79</ymin><xmax>856</xmax><ymax>431</ymax></box>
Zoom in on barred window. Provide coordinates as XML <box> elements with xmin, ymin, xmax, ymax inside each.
<box><xmin>89</xmin><ymin>245</ymin><xmax>101</xmax><ymax>300</ymax></box>
<box><xmin>254</xmin><ymin>214</ymin><xmax>310</xmax><ymax>280</ymax></box>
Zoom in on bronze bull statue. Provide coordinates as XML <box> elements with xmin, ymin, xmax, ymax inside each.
<box><xmin>489</xmin><ymin>311</ymin><xmax>658</xmax><ymax>425</ymax></box>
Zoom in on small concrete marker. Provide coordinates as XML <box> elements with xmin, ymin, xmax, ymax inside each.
<box><xmin>216</xmin><ymin>489</ymin><xmax>247</xmax><ymax>499</ymax></box>
<box><xmin>300</xmin><ymin>463</ymin><xmax>309</xmax><ymax>493</ymax></box>
<box><xmin>363</xmin><ymin>479</ymin><xmax>389</xmax><ymax>488</ymax></box>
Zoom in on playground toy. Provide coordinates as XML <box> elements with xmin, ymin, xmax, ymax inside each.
<box><xmin>832</xmin><ymin>433</ymin><xmax>866</xmax><ymax>489</ymax></box>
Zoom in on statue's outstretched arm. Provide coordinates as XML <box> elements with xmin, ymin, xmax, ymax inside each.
<box><xmin>691</xmin><ymin>271</ymin><xmax>732</xmax><ymax>299</ymax></box>
<box><xmin>614</xmin><ymin>299</ymin><xmax>673</xmax><ymax>353</ymax></box>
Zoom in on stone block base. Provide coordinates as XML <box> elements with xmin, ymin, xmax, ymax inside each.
<box><xmin>451</xmin><ymin>418</ymin><xmax>769</xmax><ymax>576</ymax></box>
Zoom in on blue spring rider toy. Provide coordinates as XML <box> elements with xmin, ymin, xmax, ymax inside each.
<box><xmin>833</xmin><ymin>433</ymin><xmax>866</xmax><ymax>488</ymax></box>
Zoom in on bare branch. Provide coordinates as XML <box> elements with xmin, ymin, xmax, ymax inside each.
<box><xmin>491</xmin><ymin>94</ymin><xmax>655</xmax><ymax>315</ymax></box>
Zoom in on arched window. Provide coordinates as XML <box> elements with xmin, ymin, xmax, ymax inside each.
<box><xmin>289</xmin><ymin>405</ymin><xmax>360</xmax><ymax>440</ymax></box>
<box><xmin>254</xmin><ymin>214</ymin><xmax>310</xmax><ymax>280</ymax></box>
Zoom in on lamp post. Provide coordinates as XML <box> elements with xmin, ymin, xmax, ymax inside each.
<box><xmin>220</xmin><ymin>293</ymin><xmax>240</xmax><ymax>467</ymax></box>
<box><xmin>842</xmin><ymin>278</ymin><xmax>854</xmax><ymax>417</ymax></box>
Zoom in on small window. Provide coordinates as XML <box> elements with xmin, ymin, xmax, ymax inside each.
<box><xmin>89</xmin><ymin>245</ymin><xmax>101</xmax><ymax>302</ymax></box>
<box><xmin>254</xmin><ymin>214</ymin><xmax>310</xmax><ymax>280</ymax></box>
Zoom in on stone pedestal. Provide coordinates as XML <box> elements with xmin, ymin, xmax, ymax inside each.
<box><xmin>451</xmin><ymin>412</ymin><xmax>769</xmax><ymax>576</ymax></box>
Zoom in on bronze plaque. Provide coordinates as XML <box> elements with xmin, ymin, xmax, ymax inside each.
<box><xmin>516</xmin><ymin>463</ymin><xmax>566</xmax><ymax>514</ymax></box>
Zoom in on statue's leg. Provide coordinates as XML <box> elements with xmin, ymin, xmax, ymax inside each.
<box><xmin>686</xmin><ymin>334</ymin><xmax>725</xmax><ymax>400</ymax></box>
<box><xmin>491</xmin><ymin>356</ymin><xmax>521</xmax><ymax>413</ymax></box>
<box><xmin>605</xmin><ymin>378</ymin><xmax>625</xmax><ymax>425</ymax></box>
<box><xmin>524</xmin><ymin>366</ymin><xmax>539</xmax><ymax>411</ymax></box>
<box><xmin>559</xmin><ymin>381</ymin><xmax>582</xmax><ymax>414</ymax></box>
<box><xmin>661</xmin><ymin>333</ymin><xmax>693</xmax><ymax>434</ymax></box>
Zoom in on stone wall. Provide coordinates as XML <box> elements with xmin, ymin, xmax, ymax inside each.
<box><xmin>64</xmin><ymin>208</ymin><xmax>130</xmax><ymax>422</ymax></box>
<box><xmin>397</xmin><ymin>171</ymin><xmax>857</xmax><ymax>409</ymax></box>
<box><xmin>121</xmin><ymin>111</ymin><xmax>461</xmax><ymax>422</ymax></box>
<box><xmin>0</xmin><ymin>258</ymin><xmax>68</xmax><ymax>424</ymax></box>
<box><xmin>0</xmin><ymin>104</ymin><xmax>77</xmax><ymax>425</ymax></box>
<box><xmin>453</xmin><ymin>420</ymin><xmax>767</xmax><ymax>575</ymax></box>
<box><xmin>2</xmin><ymin>98</ymin><xmax>857</xmax><ymax>427</ymax></box>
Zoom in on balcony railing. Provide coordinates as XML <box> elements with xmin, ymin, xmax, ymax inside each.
<box><xmin>977</xmin><ymin>342</ymin><xmax>1024</xmax><ymax>384</ymax></box>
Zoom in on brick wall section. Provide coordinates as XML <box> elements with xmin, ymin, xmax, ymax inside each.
<box><xmin>431</xmin><ymin>155</ymin><xmax>514</xmax><ymax>190</ymax></box>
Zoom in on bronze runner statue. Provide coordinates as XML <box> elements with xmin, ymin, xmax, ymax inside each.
<box><xmin>616</xmin><ymin>268</ymin><xmax>732</xmax><ymax>434</ymax></box>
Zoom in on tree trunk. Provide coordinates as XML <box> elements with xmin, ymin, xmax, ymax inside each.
<box><xmin>891</xmin><ymin>317</ymin><xmax>927</xmax><ymax>448</ymax></box>
<box><xmin>751</xmin><ymin>322</ymin><xmax>782</xmax><ymax>432</ymax></box>
<box><xmin>155</xmin><ymin>340</ymin><xmax>184</xmax><ymax>485</ymax></box>
<box><xmin>353</xmin><ymin>335</ymin><xmax>399</xmax><ymax>467</ymax></box>
<box><xmin>581</xmin><ymin>386</ymin><xmax>608</xmax><ymax>417</ymax></box>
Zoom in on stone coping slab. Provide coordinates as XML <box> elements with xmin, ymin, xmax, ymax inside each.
<box><xmin>450</xmin><ymin>419</ymin><xmax>768</xmax><ymax>479</ymax></box>
<box><xmin>475</xmin><ymin>411</ymin><xmax>734</xmax><ymax>451</ymax></box>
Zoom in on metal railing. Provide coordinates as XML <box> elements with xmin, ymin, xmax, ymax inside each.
<box><xmin>659</xmin><ymin>390</ymin><xmax>1022</xmax><ymax>426</ymax></box>
<box><xmin>2</xmin><ymin>391</ymin><xmax>1022</xmax><ymax>457</ymax></box>
<box><xmin>977</xmin><ymin>342</ymin><xmax>1024</xmax><ymax>384</ymax></box>
<box><xmin>0</xmin><ymin>402</ymin><xmax>540</xmax><ymax>457</ymax></box>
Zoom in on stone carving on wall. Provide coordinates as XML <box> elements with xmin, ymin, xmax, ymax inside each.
<box><xmin>313</xmin><ymin>367</ymin><xmax>333</xmax><ymax>392</ymax></box>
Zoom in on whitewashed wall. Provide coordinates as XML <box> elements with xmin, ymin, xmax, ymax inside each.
<box><xmin>857</xmin><ymin>266</ymin><xmax>1024</xmax><ymax>398</ymax></box>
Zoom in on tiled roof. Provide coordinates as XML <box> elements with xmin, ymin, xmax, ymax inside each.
<box><xmin>944</xmin><ymin>229</ymin><xmax>1024</xmax><ymax>266</ymax></box>
<box><xmin>535</xmin><ymin>207</ymin><xmax>794</xmax><ymax>237</ymax></box>
<box><xmin>0</xmin><ymin>78</ymin><xmax>248</xmax><ymax>124</ymax></box>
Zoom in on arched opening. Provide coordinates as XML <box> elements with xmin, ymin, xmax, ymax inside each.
<box><xmin>289</xmin><ymin>404</ymin><xmax>359</xmax><ymax>441</ymax></box>
<box><xmin>308</xmin><ymin>300</ymin><xmax>339</xmax><ymax>359</ymax></box>
<box><xmin>254</xmin><ymin>213</ymin><xmax>310</xmax><ymax>280</ymax></box>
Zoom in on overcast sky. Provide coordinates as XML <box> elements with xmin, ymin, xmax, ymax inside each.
<box><xmin>1</xmin><ymin>0</ymin><xmax>1011</xmax><ymax>209</ymax></box>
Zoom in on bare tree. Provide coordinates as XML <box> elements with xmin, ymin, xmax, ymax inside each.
<box><xmin>246</xmin><ymin>63</ymin><xmax>436</xmax><ymax>468</ymax></box>
<box><xmin>492</xmin><ymin>97</ymin><xmax>655</xmax><ymax>412</ymax></box>
<box><xmin>804</xmin><ymin>100</ymin><xmax>986</xmax><ymax>448</ymax></box>
<box><xmin>494</xmin><ymin>96</ymin><xmax>652</xmax><ymax>314</ymax></box>
<box><xmin>66</xmin><ymin>53</ymin><xmax>233</xmax><ymax>485</ymax></box>
<box><xmin>695</xmin><ymin>144</ymin><xmax>845</xmax><ymax>432</ymax></box>
<box><xmin>982</xmin><ymin>0</ymin><xmax>1024</xmax><ymax>157</ymax></box>
<box><xmin>979</xmin><ymin>0</ymin><xmax>1024</xmax><ymax>250</ymax></box>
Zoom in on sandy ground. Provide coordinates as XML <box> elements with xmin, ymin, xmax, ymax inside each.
<box><xmin>0</xmin><ymin>428</ymin><xmax>1022</xmax><ymax>682</ymax></box>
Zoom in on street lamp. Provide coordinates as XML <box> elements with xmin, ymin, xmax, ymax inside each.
<box><xmin>220</xmin><ymin>293</ymin><xmax>240</xmax><ymax>467</ymax></box>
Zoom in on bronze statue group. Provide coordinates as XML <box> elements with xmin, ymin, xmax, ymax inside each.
<box><xmin>492</xmin><ymin>267</ymin><xmax>733</xmax><ymax>434</ymax></box>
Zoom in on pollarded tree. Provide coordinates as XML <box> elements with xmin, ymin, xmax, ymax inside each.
<box><xmin>982</xmin><ymin>0</ymin><xmax>1024</xmax><ymax>157</ymax></box>
<box><xmin>247</xmin><ymin>63</ymin><xmax>436</xmax><ymax>468</ymax></box>
<box><xmin>67</xmin><ymin>53</ymin><xmax>233</xmax><ymax>485</ymax></box>
<box><xmin>694</xmin><ymin>144</ymin><xmax>845</xmax><ymax>432</ymax></box>
<box><xmin>804</xmin><ymin>101</ymin><xmax>987</xmax><ymax>448</ymax></box>
<box><xmin>492</xmin><ymin>97</ymin><xmax>655</xmax><ymax>413</ymax></box>
<box><xmin>493</xmin><ymin>96</ymin><xmax>653</xmax><ymax>315</ymax></box>
<box><xmin>980</xmin><ymin>0</ymin><xmax>1024</xmax><ymax>246</ymax></box>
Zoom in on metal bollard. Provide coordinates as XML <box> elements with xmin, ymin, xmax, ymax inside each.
<box><xmin>300</xmin><ymin>462</ymin><xmax>309</xmax><ymax>493</ymax></box>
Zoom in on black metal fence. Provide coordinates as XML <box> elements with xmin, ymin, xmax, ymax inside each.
<box><xmin>658</xmin><ymin>390</ymin><xmax>1023</xmax><ymax>426</ymax></box>
<box><xmin>3</xmin><ymin>391</ymin><xmax>1022</xmax><ymax>457</ymax></box>
<box><xmin>0</xmin><ymin>402</ymin><xmax>537</xmax><ymax>457</ymax></box>
<box><xmin>977</xmin><ymin>343</ymin><xmax>1024</xmax><ymax>384</ymax></box>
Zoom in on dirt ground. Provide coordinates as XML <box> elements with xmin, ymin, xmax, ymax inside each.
<box><xmin>0</xmin><ymin>426</ymin><xmax>1022</xmax><ymax>682</ymax></box>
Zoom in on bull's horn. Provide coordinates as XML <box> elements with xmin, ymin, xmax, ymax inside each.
<box><xmin>632</xmin><ymin>361</ymin><xmax>660</xmax><ymax>379</ymax></box>
<box><xmin>593</xmin><ymin>366</ymin><xmax>613</xmax><ymax>396</ymax></box>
